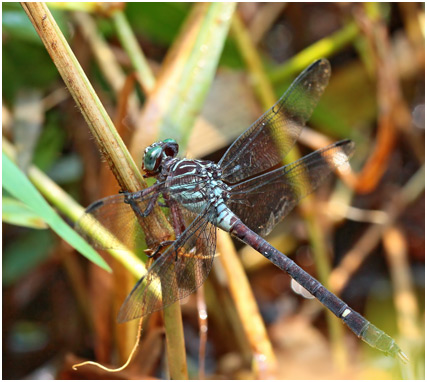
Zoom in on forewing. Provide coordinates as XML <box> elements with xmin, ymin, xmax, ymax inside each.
<box><xmin>75</xmin><ymin>192</ymin><xmax>156</xmax><ymax>253</ymax></box>
<box><xmin>117</xmin><ymin>207</ymin><xmax>217</xmax><ymax>322</ymax></box>
<box><xmin>226</xmin><ymin>140</ymin><xmax>355</xmax><ymax>236</ymax></box>
<box><xmin>218</xmin><ymin>59</ymin><xmax>331</xmax><ymax>183</ymax></box>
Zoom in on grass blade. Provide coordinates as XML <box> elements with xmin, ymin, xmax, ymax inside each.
<box><xmin>2</xmin><ymin>152</ymin><xmax>111</xmax><ymax>272</ymax></box>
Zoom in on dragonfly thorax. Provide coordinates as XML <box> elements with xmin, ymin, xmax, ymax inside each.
<box><xmin>165</xmin><ymin>158</ymin><xmax>231</xmax><ymax>218</ymax></box>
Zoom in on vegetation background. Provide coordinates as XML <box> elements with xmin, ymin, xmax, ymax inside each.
<box><xmin>2</xmin><ymin>2</ymin><xmax>425</xmax><ymax>379</ymax></box>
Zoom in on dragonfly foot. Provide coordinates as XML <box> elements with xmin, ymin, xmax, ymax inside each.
<box><xmin>123</xmin><ymin>193</ymin><xmax>156</xmax><ymax>218</ymax></box>
<box><xmin>141</xmin><ymin>194</ymin><xmax>161</xmax><ymax>217</ymax></box>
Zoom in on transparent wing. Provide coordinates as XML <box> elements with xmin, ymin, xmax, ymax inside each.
<box><xmin>117</xmin><ymin>206</ymin><xmax>217</xmax><ymax>322</ymax></box>
<box><xmin>218</xmin><ymin>59</ymin><xmax>331</xmax><ymax>183</ymax></box>
<box><xmin>226</xmin><ymin>140</ymin><xmax>355</xmax><ymax>236</ymax></box>
<box><xmin>75</xmin><ymin>187</ymin><xmax>161</xmax><ymax>252</ymax></box>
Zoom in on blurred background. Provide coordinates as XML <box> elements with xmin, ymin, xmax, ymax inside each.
<box><xmin>2</xmin><ymin>2</ymin><xmax>425</xmax><ymax>379</ymax></box>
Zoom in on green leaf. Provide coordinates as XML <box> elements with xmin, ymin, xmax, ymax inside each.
<box><xmin>2</xmin><ymin>152</ymin><xmax>111</xmax><ymax>272</ymax></box>
<box><xmin>2</xmin><ymin>196</ymin><xmax>48</xmax><ymax>229</ymax></box>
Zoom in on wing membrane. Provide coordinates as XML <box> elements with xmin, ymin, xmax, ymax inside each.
<box><xmin>117</xmin><ymin>206</ymin><xmax>217</xmax><ymax>322</ymax></box>
<box><xmin>219</xmin><ymin>59</ymin><xmax>331</xmax><ymax>183</ymax></box>
<box><xmin>227</xmin><ymin>140</ymin><xmax>355</xmax><ymax>236</ymax></box>
<box><xmin>75</xmin><ymin>191</ymin><xmax>157</xmax><ymax>252</ymax></box>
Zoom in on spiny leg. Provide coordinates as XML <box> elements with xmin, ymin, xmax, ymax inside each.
<box><xmin>124</xmin><ymin>191</ymin><xmax>160</xmax><ymax>218</ymax></box>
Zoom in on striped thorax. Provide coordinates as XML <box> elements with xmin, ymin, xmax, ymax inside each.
<box><xmin>143</xmin><ymin>139</ymin><xmax>236</xmax><ymax>230</ymax></box>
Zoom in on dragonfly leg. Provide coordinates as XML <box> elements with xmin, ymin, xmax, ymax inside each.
<box><xmin>141</xmin><ymin>194</ymin><xmax>160</xmax><ymax>217</ymax></box>
<box><xmin>124</xmin><ymin>191</ymin><xmax>160</xmax><ymax>217</ymax></box>
<box><xmin>144</xmin><ymin>240</ymin><xmax>175</xmax><ymax>258</ymax></box>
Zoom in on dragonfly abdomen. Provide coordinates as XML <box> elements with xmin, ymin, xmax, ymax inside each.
<box><xmin>229</xmin><ymin>219</ymin><xmax>407</xmax><ymax>361</ymax></box>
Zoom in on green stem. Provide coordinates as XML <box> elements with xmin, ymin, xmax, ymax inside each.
<box><xmin>231</xmin><ymin>13</ymin><xmax>276</xmax><ymax>109</ymax></box>
<box><xmin>269</xmin><ymin>22</ymin><xmax>359</xmax><ymax>85</ymax></box>
<box><xmin>112</xmin><ymin>10</ymin><xmax>156</xmax><ymax>93</ymax></box>
<box><xmin>163</xmin><ymin>303</ymin><xmax>189</xmax><ymax>379</ymax></box>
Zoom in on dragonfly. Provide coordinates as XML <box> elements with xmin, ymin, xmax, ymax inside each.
<box><xmin>76</xmin><ymin>59</ymin><xmax>407</xmax><ymax>362</ymax></box>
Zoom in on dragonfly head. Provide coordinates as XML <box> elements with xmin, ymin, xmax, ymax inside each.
<box><xmin>143</xmin><ymin>139</ymin><xmax>179</xmax><ymax>177</ymax></box>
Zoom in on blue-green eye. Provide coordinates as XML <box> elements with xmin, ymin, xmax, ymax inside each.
<box><xmin>144</xmin><ymin>146</ymin><xmax>163</xmax><ymax>171</ymax></box>
<box><xmin>163</xmin><ymin>138</ymin><xmax>177</xmax><ymax>144</ymax></box>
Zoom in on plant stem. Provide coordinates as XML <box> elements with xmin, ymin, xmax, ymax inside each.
<box><xmin>269</xmin><ymin>22</ymin><xmax>359</xmax><ymax>84</ymax></box>
<box><xmin>21</xmin><ymin>1</ymin><xmax>172</xmax><ymax>269</ymax></box>
<box><xmin>21</xmin><ymin>4</ymin><xmax>189</xmax><ymax>378</ymax></box>
<box><xmin>71</xmin><ymin>11</ymin><xmax>140</xmax><ymax>120</ymax></box>
<box><xmin>112</xmin><ymin>10</ymin><xmax>156</xmax><ymax>94</ymax></box>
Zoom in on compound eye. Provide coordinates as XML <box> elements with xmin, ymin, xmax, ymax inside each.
<box><xmin>143</xmin><ymin>145</ymin><xmax>163</xmax><ymax>172</ymax></box>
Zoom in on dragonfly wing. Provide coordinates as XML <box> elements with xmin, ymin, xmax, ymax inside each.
<box><xmin>227</xmin><ymin>140</ymin><xmax>354</xmax><ymax>236</ymax></box>
<box><xmin>117</xmin><ymin>206</ymin><xmax>217</xmax><ymax>322</ymax></box>
<box><xmin>75</xmin><ymin>190</ymin><xmax>158</xmax><ymax>253</ymax></box>
<box><xmin>218</xmin><ymin>59</ymin><xmax>331</xmax><ymax>183</ymax></box>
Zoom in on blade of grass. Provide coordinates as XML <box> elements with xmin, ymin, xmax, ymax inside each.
<box><xmin>2</xmin><ymin>196</ymin><xmax>48</xmax><ymax>229</ymax></box>
<box><xmin>4</xmin><ymin>136</ymin><xmax>154</xmax><ymax>363</ymax></box>
<box><xmin>2</xmin><ymin>151</ymin><xmax>111</xmax><ymax>272</ymax></box>
<box><xmin>130</xmin><ymin>2</ymin><xmax>237</xmax><ymax>160</ymax></box>
<box><xmin>3</xmin><ymin>138</ymin><xmax>145</xmax><ymax>277</ymax></box>
<box><xmin>112</xmin><ymin>10</ymin><xmax>156</xmax><ymax>94</ymax></box>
